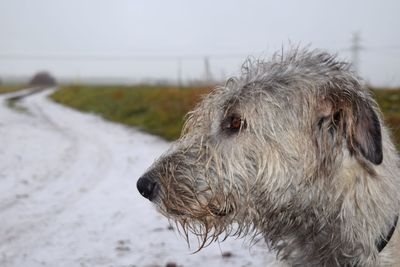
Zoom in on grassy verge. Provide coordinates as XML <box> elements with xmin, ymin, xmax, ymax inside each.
<box><xmin>0</xmin><ymin>86</ymin><xmax>24</xmax><ymax>94</ymax></box>
<box><xmin>372</xmin><ymin>89</ymin><xmax>400</xmax><ymax>150</ymax></box>
<box><xmin>50</xmin><ymin>85</ymin><xmax>211</xmax><ymax>140</ymax></box>
<box><xmin>50</xmin><ymin>85</ymin><xmax>400</xmax><ymax>149</ymax></box>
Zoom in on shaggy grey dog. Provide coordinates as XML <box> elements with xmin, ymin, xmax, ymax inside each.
<box><xmin>137</xmin><ymin>48</ymin><xmax>400</xmax><ymax>267</ymax></box>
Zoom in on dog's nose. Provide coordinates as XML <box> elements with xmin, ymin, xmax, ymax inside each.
<box><xmin>137</xmin><ymin>175</ymin><xmax>157</xmax><ymax>200</ymax></box>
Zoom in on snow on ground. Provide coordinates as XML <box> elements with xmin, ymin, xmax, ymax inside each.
<box><xmin>0</xmin><ymin>89</ymin><xmax>280</xmax><ymax>267</ymax></box>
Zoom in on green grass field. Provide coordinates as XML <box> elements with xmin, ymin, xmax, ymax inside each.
<box><xmin>50</xmin><ymin>85</ymin><xmax>211</xmax><ymax>140</ymax></box>
<box><xmin>0</xmin><ymin>86</ymin><xmax>24</xmax><ymax>94</ymax></box>
<box><xmin>372</xmin><ymin>89</ymin><xmax>400</xmax><ymax>150</ymax></box>
<box><xmin>50</xmin><ymin>85</ymin><xmax>400</xmax><ymax>149</ymax></box>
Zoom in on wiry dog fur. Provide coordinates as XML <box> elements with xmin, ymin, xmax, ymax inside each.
<box><xmin>138</xmin><ymin>48</ymin><xmax>400</xmax><ymax>267</ymax></box>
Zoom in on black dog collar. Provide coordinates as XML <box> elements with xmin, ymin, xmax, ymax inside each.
<box><xmin>377</xmin><ymin>215</ymin><xmax>398</xmax><ymax>252</ymax></box>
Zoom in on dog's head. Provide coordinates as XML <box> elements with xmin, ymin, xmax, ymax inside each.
<box><xmin>137</xmin><ymin>48</ymin><xmax>387</xmax><ymax>250</ymax></box>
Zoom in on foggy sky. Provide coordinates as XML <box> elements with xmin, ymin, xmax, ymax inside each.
<box><xmin>0</xmin><ymin>0</ymin><xmax>399</xmax><ymax>86</ymax></box>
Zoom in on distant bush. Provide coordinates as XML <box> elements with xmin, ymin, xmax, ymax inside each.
<box><xmin>29</xmin><ymin>71</ymin><xmax>57</xmax><ymax>86</ymax></box>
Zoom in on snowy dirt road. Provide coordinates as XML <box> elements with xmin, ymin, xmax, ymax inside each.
<box><xmin>0</xmin><ymin>89</ymin><xmax>279</xmax><ymax>267</ymax></box>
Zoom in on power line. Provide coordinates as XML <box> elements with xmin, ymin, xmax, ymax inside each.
<box><xmin>0</xmin><ymin>44</ymin><xmax>399</xmax><ymax>62</ymax></box>
<box><xmin>0</xmin><ymin>53</ymin><xmax>248</xmax><ymax>61</ymax></box>
<box><xmin>363</xmin><ymin>45</ymin><xmax>400</xmax><ymax>51</ymax></box>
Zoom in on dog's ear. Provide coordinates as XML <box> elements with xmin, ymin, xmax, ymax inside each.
<box><xmin>345</xmin><ymin>100</ymin><xmax>382</xmax><ymax>164</ymax></box>
<box><xmin>316</xmin><ymin>91</ymin><xmax>382</xmax><ymax>165</ymax></box>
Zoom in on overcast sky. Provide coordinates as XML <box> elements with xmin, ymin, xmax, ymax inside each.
<box><xmin>0</xmin><ymin>0</ymin><xmax>399</xmax><ymax>86</ymax></box>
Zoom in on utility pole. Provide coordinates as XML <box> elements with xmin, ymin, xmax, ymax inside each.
<box><xmin>203</xmin><ymin>56</ymin><xmax>213</xmax><ymax>84</ymax></box>
<box><xmin>351</xmin><ymin>32</ymin><xmax>362</xmax><ymax>73</ymax></box>
<box><xmin>177</xmin><ymin>57</ymin><xmax>182</xmax><ymax>87</ymax></box>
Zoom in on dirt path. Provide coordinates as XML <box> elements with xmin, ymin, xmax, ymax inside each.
<box><xmin>0</xmin><ymin>89</ymin><xmax>278</xmax><ymax>267</ymax></box>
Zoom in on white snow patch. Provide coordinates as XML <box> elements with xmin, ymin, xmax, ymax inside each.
<box><xmin>0</xmin><ymin>89</ymin><xmax>280</xmax><ymax>267</ymax></box>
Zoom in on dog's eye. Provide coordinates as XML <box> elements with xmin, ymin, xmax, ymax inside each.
<box><xmin>230</xmin><ymin>116</ymin><xmax>242</xmax><ymax>130</ymax></box>
<box><xmin>222</xmin><ymin>114</ymin><xmax>246</xmax><ymax>134</ymax></box>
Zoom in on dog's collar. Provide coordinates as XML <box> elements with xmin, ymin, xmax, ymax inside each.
<box><xmin>376</xmin><ymin>214</ymin><xmax>398</xmax><ymax>253</ymax></box>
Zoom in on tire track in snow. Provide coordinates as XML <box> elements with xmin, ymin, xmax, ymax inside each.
<box><xmin>0</xmin><ymin>90</ymin><xmax>118</xmax><ymax>265</ymax></box>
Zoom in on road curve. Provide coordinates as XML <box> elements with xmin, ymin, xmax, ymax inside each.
<box><xmin>0</xmin><ymin>89</ymin><xmax>278</xmax><ymax>267</ymax></box>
